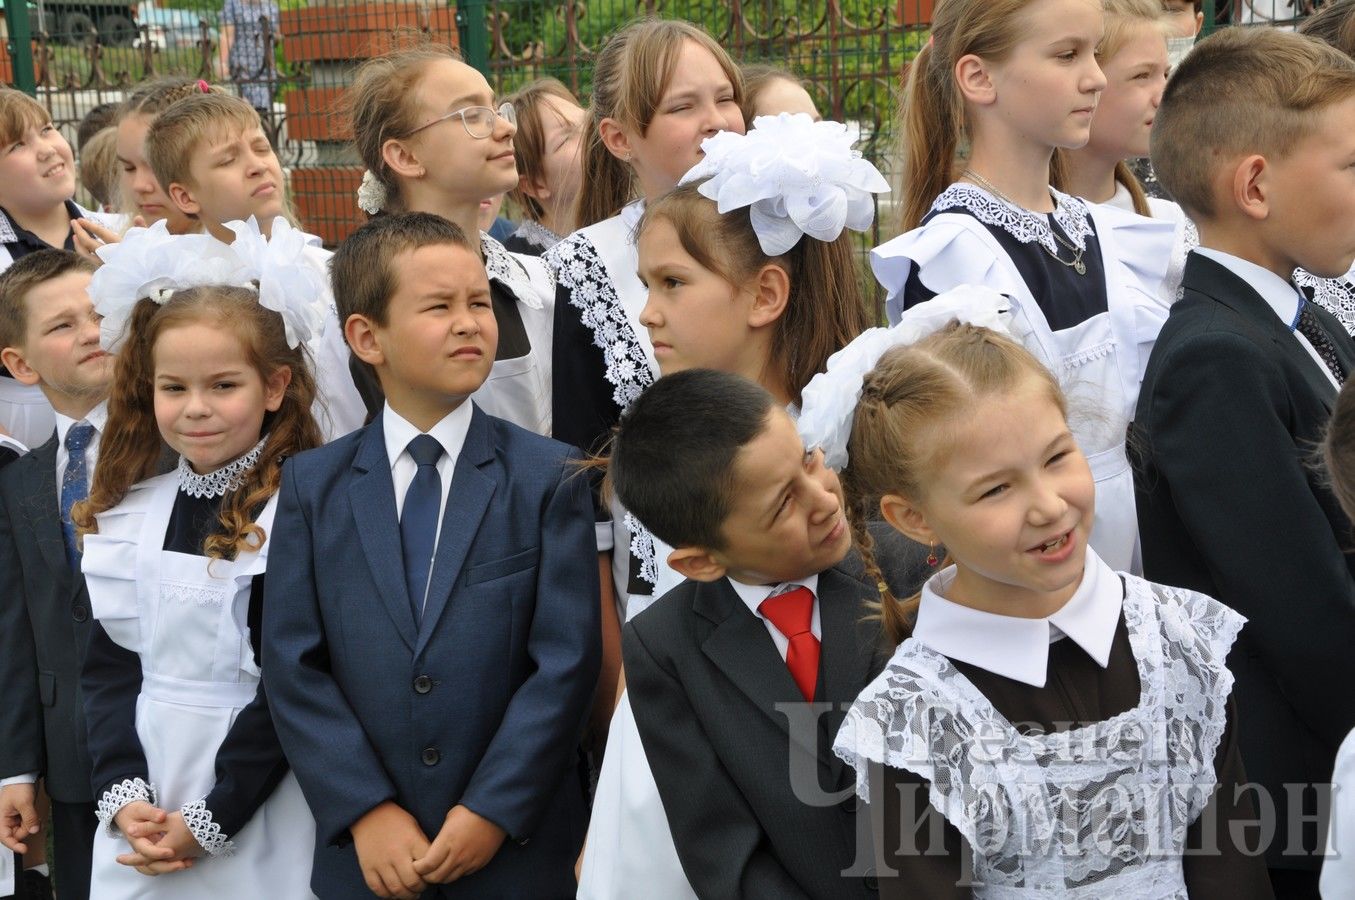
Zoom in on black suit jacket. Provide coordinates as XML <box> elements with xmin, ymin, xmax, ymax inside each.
<box><xmin>0</xmin><ymin>434</ymin><xmax>96</xmax><ymax>803</ymax></box>
<box><xmin>621</xmin><ymin>536</ymin><xmax>927</xmax><ymax>900</ymax></box>
<box><xmin>1132</xmin><ymin>252</ymin><xmax>1355</xmax><ymax>868</ymax></box>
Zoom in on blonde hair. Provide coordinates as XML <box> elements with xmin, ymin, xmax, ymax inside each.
<box><xmin>898</xmin><ymin>0</ymin><xmax>1037</xmax><ymax>231</ymax></box>
<box><xmin>78</xmin><ymin>127</ymin><xmax>119</xmax><ymax>211</ymax></box>
<box><xmin>503</xmin><ymin>77</ymin><xmax>583</xmax><ymax>223</ymax></box>
<box><xmin>0</xmin><ymin>89</ymin><xmax>51</xmax><ymax>147</ymax></box>
<box><xmin>145</xmin><ymin>91</ymin><xmax>263</xmax><ymax>194</ymax></box>
<box><xmin>1152</xmin><ymin>27</ymin><xmax>1355</xmax><ymax>220</ymax></box>
<box><xmin>1052</xmin><ymin>0</ymin><xmax>1166</xmax><ymax>216</ymax></box>
<box><xmin>841</xmin><ymin>323</ymin><xmax>1065</xmax><ymax>645</ymax></box>
<box><xmin>575</xmin><ymin>18</ymin><xmax>744</xmax><ymax>228</ymax></box>
<box><xmin>345</xmin><ymin>41</ymin><xmax>464</xmax><ymax>216</ymax></box>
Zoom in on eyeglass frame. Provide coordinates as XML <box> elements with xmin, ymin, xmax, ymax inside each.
<box><xmin>407</xmin><ymin>102</ymin><xmax>517</xmax><ymax>140</ymax></box>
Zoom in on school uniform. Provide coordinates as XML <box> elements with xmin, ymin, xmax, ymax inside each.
<box><xmin>80</xmin><ymin>459</ymin><xmax>316</xmax><ymax>898</ymax></box>
<box><xmin>545</xmin><ymin>203</ymin><xmax>660</xmax><ymax>614</ymax></box>
<box><xmin>261</xmin><ymin>402</ymin><xmax>600</xmax><ymax>899</ymax></box>
<box><xmin>1133</xmin><ymin>249</ymin><xmax>1355</xmax><ymax>889</ymax></box>
<box><xmin>0</xmin><ymin>407</ymin><xmax>107</xmax><ymax>900</ymax></box>
<box><xmin>872</xmin><ymin>184</ymin><xmax>1177</xmax><ymax>574</ymax></box>
<box><xmin>502</xmin><ymin>219</ymin><xmax>563</xmax><ymax>258</ymax></box>
<box><xmin>0</xmin><ymin>202</ymin><xmax>122</xmax><ymax>450</ymax></box>
<box><xmin>835</xmin><ymin>548</ymin><xmax>1273</xmax><ymax>898</ymax></box>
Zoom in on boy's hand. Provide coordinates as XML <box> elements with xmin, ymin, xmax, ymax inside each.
<box><xmin>414</xmin><ymin>805</ymin><xmax>507</xmax><ymax>884</ymax></box>
<box><xmin>70</xmin><ymin>218</ymin><xmax>120</xmax><ymax>263</ymax></box>
<box><xmin>0</xmin><ymin>783</ymin><xmax>40</xmax><ymax>854</ymax></box>
<box><xmin>351</xmin><ymin>801</ymin><xmax>431</xmax><ymax>899</ymax></box>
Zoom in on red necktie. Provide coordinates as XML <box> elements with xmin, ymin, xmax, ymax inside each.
<box><xmin>759</xmin><ymin>586</ymin><xmax>819</xmax><ymax>702</ymax></box>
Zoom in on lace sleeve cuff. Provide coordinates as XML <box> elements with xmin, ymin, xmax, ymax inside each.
<box><xmin>96</xmin><ymin>777</ymin><xmax>156</xmax><ymax>835</ymax></box>
<box><xmin>181</xmin><ymin>798</ymin><xmax>235</xmax><ymax>857</ymax></box>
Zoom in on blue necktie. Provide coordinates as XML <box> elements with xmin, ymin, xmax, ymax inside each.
<box><xmin>61</xmin><ymin>421</ymin><xmax>95</xmax><ymax>570</ymax></box>
<box><xmin>400</xmin><ymin>435</ymin><xmax>444</xmax><ymax>624</ymax></box>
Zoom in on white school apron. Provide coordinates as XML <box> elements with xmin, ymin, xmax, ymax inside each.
<box><xmin>83</xmin><ymin>475</ymin><xmax>315</xmax><ymax>899</ymax></box>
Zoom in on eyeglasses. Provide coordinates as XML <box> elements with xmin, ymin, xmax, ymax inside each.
<box><xmin>408</xmin><ymin>102</ymin><xmax>517</xmax><ymax>139</ymax></box>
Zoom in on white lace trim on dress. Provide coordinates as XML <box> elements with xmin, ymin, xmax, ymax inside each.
<box><xmin>181</xmin><ymin>798</ymin><xmax>235</xmax><ymax>857</ymax></box>
<box><xmin>96</xmin><ymin>777</ymin><xmax>156</xmax><ymax>835</ymax></box>
<box><xmin>1295</xmin><ymin>268</ymin><xmax>1355</xmax><ymax>336</ymax></box>
<box><xmin>177</xmin><ymin>437</ymin><xmax>267</xmax><ymax>499</ymax></box>
<box><xmin>933</xmin><ymin>183</ymin><xmax>1093</xmax><ymax>257</ymax></box>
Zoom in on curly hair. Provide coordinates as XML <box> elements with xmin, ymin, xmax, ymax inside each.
<box><xmin>73</xmin><ymin>286</ymin><xmax>321</xmax><ymax>559</ymax></box>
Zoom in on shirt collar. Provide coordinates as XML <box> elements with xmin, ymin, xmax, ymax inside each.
<box><xmin>1194</xmin><ymin>247</ymin><xmax>1303</xmax><ymax>328</ymax></box>
<box><xmin>381</xmin><ymin>400</ymin><xmax>473</xmax><ymax>471</ymax></box>
<box><xmin>727</xmin><ymin>572</ymin><xmax>820</xmax><ymax>621</ymax></box>
<box><xmin>53</xmin><ymin>400</ymin><xmax>108</xmax><ymax>447</ymax></box>
<box><xmin>0</xmin><ymin>201</ymin><xmax>82</xmax><ymax>250</ymax></box>
<box><xmin>480</xmin><ymin>233</ymin><xmax>544</xmax><ymax>310</ymax></box>
<box><xmin>911</xmin><ymin>547</ymin><xmax>1122</xmax><ymax>688</ymax></box>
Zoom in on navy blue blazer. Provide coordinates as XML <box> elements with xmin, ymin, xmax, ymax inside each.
<box><xmin>262</xmin><ymin>404</ymin><xmax>600</xmax><ymax>899</ymax></box>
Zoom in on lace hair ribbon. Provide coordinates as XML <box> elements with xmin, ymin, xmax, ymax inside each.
<box><xmin>357</xmin><ymin>169</ymin><xmax>387</xmax><ymax>215</ymax></box>
<box><xmin>797</xmin><ymin>285</ymin><xmax>1013</xmax><ymax>471</ymax></box>
<box><xmin>679</xmin><ymin>112</ymin><xmax>890</xmax><ymax>256</ymax></box>
<box><xmin>90</xmin><ymin>216</ymin><xmax>324</xmax><ymax>352</ymax></box>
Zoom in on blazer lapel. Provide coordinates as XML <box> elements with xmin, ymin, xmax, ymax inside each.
<box><xmin>414</xmin><ymin>407</ymin><xmax>495</xmax><ymax>658</ymax></box>
<box><xmin>696</xmin><ymin>579</ymin><xmax>820</xmax><ymax>759</ymax></box>
<box><xmin>349</xmin><ymin>422</ymin><xmax>417</xmax><ymax>650</ymax></box>
<box><xmin>1189</xmin><ymin>254</ymin><xmax>1338</xmax><ymax>411</ymax></box>
<box><xmin>20</xmin><ymin>437</ymin><xmax>71</xmax><ymax>585</ymax></box>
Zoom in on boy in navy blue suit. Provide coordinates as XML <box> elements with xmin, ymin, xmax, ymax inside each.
<box><xmin>262</xmin><ymin>213</ymin><xmax>600</xmax><ymax>900</ymax></box>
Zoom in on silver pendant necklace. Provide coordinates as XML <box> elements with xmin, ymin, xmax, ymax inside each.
<box><xmin>961</xmin><ymin>169</ymin><xmax>1088</xmax><ymax>275</ymax></box>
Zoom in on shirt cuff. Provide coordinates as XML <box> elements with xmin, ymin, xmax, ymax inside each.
<box><xmin>0</xmin><ymin>773</ymin><xmax>38</xmax><ymax>788</ymax></box>
<box><xmin>595</xmin><ymin>520</ymin><xmax>614</xmax><ymax>553</ymax></box>
<box><xmin>181</xmin><ymin>798</ymin><xmax>234</xmax><ymax>857</ymax></box>
<box><xmin>96</xmin><ymin>777</ymin><xmax>156</xmax><ymax>836</ymax></box>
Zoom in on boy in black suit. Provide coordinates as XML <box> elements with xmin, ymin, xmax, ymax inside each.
<box><xmin>610</xmin><ymin>370</ymin><xmax>928</xmax><ymax>900</ymax></box>
<box><xmin>0</xmin><ymin>250</ymin><xmax>110</xmax><ymax>900</ymax></box>
<box><xmin>1135</xmin><ymin>27</ymin><xmax>1355</xmax><ymax>898</ymax></box>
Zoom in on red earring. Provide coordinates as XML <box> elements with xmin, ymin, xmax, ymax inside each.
<box><xmin>926</xmin><ymin>544</ymin><xmax>939</xmax><ymax>567</ymax></box>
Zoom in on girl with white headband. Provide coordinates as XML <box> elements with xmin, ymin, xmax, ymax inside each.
<box><xmin>71</xmin><ymin>222</ymin><xmax>322</xmax><ymax>898</ymax></box>
<box><xmin>800</xmin><ymin>291</ymin><xmax>1269</xmax><ymax>897</ymax></box>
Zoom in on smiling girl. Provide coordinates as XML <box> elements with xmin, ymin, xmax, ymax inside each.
<box><xmin>799</xmin><ymin>305</ymin><xmax>1272</xmax><ymax>897</ymax></box>
<box><xmin>872</xmin><ymin>0</ymin><xmax>1178</xmax><ymax>574</ymax></box>
<box><xmin>72</xmin><ymin>230</ymin><xmax>324</xmax><ymax>899</ymax></box>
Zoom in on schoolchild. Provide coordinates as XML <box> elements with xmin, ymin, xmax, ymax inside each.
<box><xmin>262</xmin><ymin>212</ymin><xmax>600</xmax><ymax>899</ymax></box>
<box><xmin>502</xmin><ymin>78</ymin><xmax>587</xmax><ymax>257</ymax></box>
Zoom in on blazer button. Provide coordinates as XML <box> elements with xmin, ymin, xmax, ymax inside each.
<box><xmin>72</xmin><ymin>605</ymin><xmax>88</xmax><ymax>623</ymax></box>
<box><xmin>413</xmin><ymin>675</ymin><xmax>433</xmax><ymax>694</ymax></box>
<box><xmin>863</xmin><ymin>869</ymin><xmax>879</xmax><ymax>891</ymax></box>
<box><xmin>421</xmin><ymin>747</ymin><xmax>440</xmax><ymax>767</ymax></box>
<box><xmin>840</xmin><ymin>795</ymin><xmax>858</xmax><ymax>814</ymax></box>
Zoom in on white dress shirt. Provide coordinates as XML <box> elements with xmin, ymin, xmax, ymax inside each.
<box><xmin>726</xmin><ymin>573</ymin><xmax>822</xmax><ymax>662</ymax></box>
<box><xmin>0</xmin><ymin>402</ymin><xmax>109</xmax><ymax>790</ymax></box>
<box><xmin>382</xmin><ymin>401</ymin><xmax>472</xmax><ymax>560</ymax></box>
<box><xmin>1195</xmin><ymin>247</ymin><xmax>1341</xmax><ymax>390</ymax></box>
<box><xmin>911</xmin><ymin>548</ymin><xmax>1122</xmax><ymax>688</ymax></box>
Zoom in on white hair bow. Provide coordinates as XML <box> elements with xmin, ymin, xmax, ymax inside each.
<box><xmin>680</xmin><ymin>113</ymin><xmax>890</xmax><ymax>256</ymax></box>
<box><xmin>226</xmin><ymin>216</ymin><xmax>327</xmax><ymax>349</ymax></box>
<box><xmin>797</xmin><ymin>285</ymin><xmax>1014</xmax><ymax>471</ymax></box>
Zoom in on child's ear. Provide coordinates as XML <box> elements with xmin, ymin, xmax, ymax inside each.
<box><xmin>746</xmin><ymin>262</ymin><xmax>790</xmax><ymax>329</ymax></box>
<box><xmin>381</xmin><ymin>138</ymin><xmax>425</xmax><ymax>181</ymax></box>
<box><xmin>955</xmin><ymin>54</ymin><xmax>997</xmax><ymax>107</ymax></box>
<box><xmin>1230</xmin><ymin>154</ymin><xmax>1270</xmax><ymax>222</ymax></box>
<box><xmin>666</xmin><ymin>545</ymin><xmax>728</xmax><ymax>582</ymax></box>
<box><xmin>263</xmin><ymin>364</ymin><xmax>292</xmax><ymax>412</ymax></box>
<box><xmin>167</xmin><ymin>181</ymin><xmax>201</xmax><ymax>218</ymax></box>
<box><xmin>518</xmin><ymin>172</ymin><xmax>549</xmax><ymax>201</ymax></box>
<box><xmin>879</xmin><ymin>493</ymin><xmax>937</xmax><ymax>546</ymax></box>
<box><xmin>1194</xmin><ymin>11</ymin><xmax>1204</xmax><ymax>34</ymax></box>
<box><xmin>345</xmin><ymin>314</ymin><xmax>386</xmax><ymax>368</ymax></box>
<box><xmin>598</xmin><ymin>117</ymin><xmax>633</xmax><ymax>165</ymax></box>
<box><xmin>0</xmin><ymin>346</ymin><xmax>40</xmax><ymax>387</ymax></box>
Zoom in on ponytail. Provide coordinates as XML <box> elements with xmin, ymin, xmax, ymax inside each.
<box><xmin>1114</xmin><ymin>160</ymin><xmax>1151</xmax><ymax>215</ymax></box>
<box><xmin>899</xmin><ymin>41</ymin><xmax>963</xmax><ymax>232</ymax></box>
<box><xmin>575</xmin><ymin>125</ymin><xmax>635</xmax><ymax>229</ymax></box>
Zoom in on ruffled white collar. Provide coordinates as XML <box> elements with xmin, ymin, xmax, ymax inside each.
<box><xmin>911</xmin><ymin>547</ymin><xmax>1122</xmax><ymax>688</ymax></box>
<box><xmin>176</xmin><ymin>437</ymin><xmax>268</xmax><ymax>499</ymax></box>
<box><xmin>933</xmin><ymin>182</ymin><xmax>1093</xmax><ymax>256</ymax></box>
<box><xmin>480</xmin><ymin>233</ymin><xmax>545</xmax><ymax>310</ymax></box>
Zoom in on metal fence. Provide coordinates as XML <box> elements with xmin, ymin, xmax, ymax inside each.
<box><xmin>0</xmin><ymin>0</ymin><xmax>1331</xmax><ymax>245</ymax></box>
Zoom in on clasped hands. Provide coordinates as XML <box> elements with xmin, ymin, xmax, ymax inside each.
<box><xmin>352</xmin><ymin>801</ymin><xmax>507</xmax><ymax>900</ymax></box>
<box><xmin>112</xmin><ymin>801</ymin><xmax>204</xmax><ymax>876</ymax></box>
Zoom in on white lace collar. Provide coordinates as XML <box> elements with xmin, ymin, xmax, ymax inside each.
<box><xmin>512</xmin><ymin>219</ymin><xmax>563</xmax><ymax>250</ymax></box>
<box><xmin>932</xmin><ymin>182</ymin><xmax>1093</xmax><ymax>256</ymax></box>
<box><xmin>480</xmin><ymin>233</ymin><xmax>544</xmax><ymax>310</ymax></box>
<box><xmin>912</xmin><ymin>546</ymin><xmax>1122</xmax><ymax>687</ymax></box>
<box><xmin>177</xmin><ymin>437</ymin><xmax>268</xmax><ymax>499</ymax></box>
